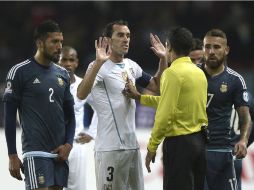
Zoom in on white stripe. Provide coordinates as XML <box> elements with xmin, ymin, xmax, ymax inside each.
<box><xmin>7</xmin><ymin>60</ymin><xmax>30</xmax><ymax>80</ymax></box>
<box><xmin>28</xmin><ymin>157</ymin><xmax>35</xmax><ymax>189</ymax></box>
<box><xmin>31</xmin><ymin>157</ymin><xmax>38</xmax><ymax>188</ymax></box>
<box><xmin>7</xmin><ymin>60</ymin><xmax>29</xmax><ymax>80</ymax></box>
<box><xmin>226</xmin><ymin>68</ymin><xmax>247</xmax><ymax>89</ymax></box>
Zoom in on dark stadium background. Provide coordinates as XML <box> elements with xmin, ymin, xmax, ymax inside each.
<box><xmin>1</xmin><ymin>1</ymin><xmax>254</xmax><ymax>127</ymax></box>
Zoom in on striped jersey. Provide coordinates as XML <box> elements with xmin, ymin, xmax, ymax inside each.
<box><xmin>3</xmin><ymin>58</ymin><xmax>74</xmax><ymax>153</ymax></box>
<box><xmin>200</xmin><ymin>64</ymin><xmax>249</xmax><ymax>149</ymax></box>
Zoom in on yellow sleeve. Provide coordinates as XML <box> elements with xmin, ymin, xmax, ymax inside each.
<box><xmin>140</xmin><ymin>95</ymin><xmax>160</xmax><ymax>108</ymax></box>
<box><xmin>147</xmin><ymin>70</ymin><xmax>181</xmax><ymax>153</ymax></box>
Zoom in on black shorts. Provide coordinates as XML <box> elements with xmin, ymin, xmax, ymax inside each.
<box><xmin>23</xmin><ymin>157</ymin><xmax>69</xmax><ymax>190</ymax></box>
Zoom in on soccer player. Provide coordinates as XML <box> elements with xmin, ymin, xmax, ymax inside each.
<box><xmin>77</xmin><ymin>20</ymin><xmax>167</xmax><ymax>190</ymax></box>
<box><xmin>3</xmin><ymin>20</ymin><xmax>75</xmax><ymax>190</ymax></box>
<box><xmin>59</xmin><ymin>46</ymin><xmax>97</xmax><ymax>190</ymax></box>
<box><xmin>124</xmin><ymin>27</ymin><xmax>208</xmax><ymax>190</ymax></box>
<box><xmin>190</xmin><ymin>38</ymin><xmax>204</xmax><ymax>64</ymax></box>
<box><xmin>201</xmin><ymin>29</ymin><xmax>252</xmax><ymax>190</ymax></box>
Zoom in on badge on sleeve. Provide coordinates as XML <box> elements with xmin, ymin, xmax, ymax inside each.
<box><xmin>243</xmin><ymin>91</ymin><xmax>249</xmax><ymax>102</ymax></box>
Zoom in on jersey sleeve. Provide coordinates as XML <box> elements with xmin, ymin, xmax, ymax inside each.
<box><xmin>233</xmin><ymin>75</ymin><xmax>249</xmax><ymax>108</ymax></box>
<box><xmin>128</xmin><ymin>59</ymin><xmax>152</xmax><ymax>88</ymax></box>
<box><xmin>3</xmin><ymin>65</ymin><xmax>24</xmax><ymax>104</ymax></box>
<box><xmin>63</xmin><ymin>70</ymin><xmax>75</xmax><ymax>104</ymax></box>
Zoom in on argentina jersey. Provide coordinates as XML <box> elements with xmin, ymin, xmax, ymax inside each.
<box><xmin>3</xmin><ymin>58</ymin><xmax>73</xmax><ymax>153</ymax></box>
<box><xmin>200</xmin><ymin>64</ymin><xmax>249</xmax><ymax>149</ymax></box>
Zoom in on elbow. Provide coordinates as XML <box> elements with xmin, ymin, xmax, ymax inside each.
<box><xmin>77</xmin><ymin>90</ymin><xmax>87</xmax><ymax>100</ymax></box>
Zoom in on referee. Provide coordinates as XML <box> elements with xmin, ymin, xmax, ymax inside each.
<box><xmin>124</xmin><ymin>27</ymin><xmax>208</xmax><ymax>190</ymax></box>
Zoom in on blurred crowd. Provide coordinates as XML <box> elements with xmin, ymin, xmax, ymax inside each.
<box><xmin>1</xmin><ymin>1</ymin><xmax>254</xmax><ymax>127</ymax></box>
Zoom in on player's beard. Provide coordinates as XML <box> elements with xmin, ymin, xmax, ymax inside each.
<box><xmin>44</xmin><ymin>50</ymin><xmax>60</xmax><ymax>63</ymax></box>
<box><xmin>205</xmin><ymin>55</ymin><xmax>226</xmax><ymax>70</ymax></box>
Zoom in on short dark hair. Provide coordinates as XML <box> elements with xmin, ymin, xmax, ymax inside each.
<box><xmin>191</xmin><ymin>38</ymin><xmax>203</xmax><ymax>51</ymax></box>
<box><xmin>33</xmin><ymin>20</ymin><xmax>61</xmax><ymax>41</ymax></box>
<box><xmin>102</xmin><ymin>20</ymin><xmax>128</xmax><ymax>37</ymax></box>
<box><xmin>205</xmin><ymin>29</ymin><xmax>227</xmax><ymax>40</ymax></box>
<box><xmin>166</xmin><ymin>27</ymin><xmax>193</xmax><ymax>56</ymax></box>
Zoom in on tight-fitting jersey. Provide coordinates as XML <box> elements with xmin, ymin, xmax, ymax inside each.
<box><xmin>200</xmin><ymin>64</ymin><xmax>249</xmax><ymax>149</ymax></box>
<box><xmin>3</xmin><ymin>58</ymin><xmax>74</xmax><ymax>153</ymax></box>
<box><xmin>89</xmin><ymin>58</ymin><xmax>151</xmax><ymax>151</ymax></box>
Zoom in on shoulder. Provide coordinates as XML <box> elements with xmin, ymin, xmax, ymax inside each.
<box><xmin>124</xmin><ymin>58</ymin><xmax>139</xmax><ymax>67</ymax></box>
<box><xmin>225</xmin><ymin>67</ymin><xmax>247</xmax><ymax>88</ymax></box>
<box><xmin>6</xmin><ymin>59</ymin><xmax>32</xmax><ymax>80</ymax></box>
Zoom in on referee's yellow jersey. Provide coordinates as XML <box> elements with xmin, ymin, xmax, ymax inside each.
<box><xmin>141</xmin><ymin>57</ymin><xmax>208</xmax><ymax>153</ymax></box>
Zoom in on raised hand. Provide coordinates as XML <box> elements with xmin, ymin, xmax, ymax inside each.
<box><xmin>95</xmin><ymin>37</ymin><xmax>110</xmax><ymax>64</ymax></box>
<box><xmin>150</xmin><ymin>33</ymin><xmax>168</xmax><ymax>59</ymax></box>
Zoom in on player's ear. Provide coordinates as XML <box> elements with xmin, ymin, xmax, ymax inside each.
<box><xmin>36</xmin><ymin>39</ymin><xmax>43</xmax><ymax>49</ymax></box>
<box><xmin>225</xmin><ymin>46</ymin><xmax>230</xmax><ymax>56</ymax></box>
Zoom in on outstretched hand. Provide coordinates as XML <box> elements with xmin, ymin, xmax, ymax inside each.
<box><xmin>95</xmin><ymin>37</ymin><xmax>110</xmax><ymax>64</ymax></box>
<box><xmin>150</xmin><ymin>33</ymin><xmax>168</xmax><ymax>59</ymax></box>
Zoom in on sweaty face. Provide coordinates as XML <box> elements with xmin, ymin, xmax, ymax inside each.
<box><xmin>42</xmin><ymin>32</ymin><xmax>63</xmax><ymax>63</ymax></box>
<box><xmin>59</xmin><ymin>49</ymin><xmax>78</xmax><ymax>74</ymax></box>
<box><xmin>109</xmin><ymin>25</ymin><xmax>130</xmax><ymax>57</ymax></box>
<box><xmin>189</xmin><ymin>50</ymin><xmax>204</xmax><ymax>64</ymax></box>
<box><xmin>203</xmin><ymin>36</ymin><xmax>229</xmax><ymax>69</ymax></box>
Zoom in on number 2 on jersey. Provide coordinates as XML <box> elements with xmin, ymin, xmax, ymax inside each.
<box><xmin>49</xmin><ymin>88</ymin><xmax>54</xmax><ymax>102</ymax></box>
<box><xmin>106</xmin><ymin>166</ymin><xmax>114</xmax><ymax>181</ymax></box>
<box><xmin>207</xmin><ymin>93</ymin><xmax>214</xmax><ymax>108</ymax></box>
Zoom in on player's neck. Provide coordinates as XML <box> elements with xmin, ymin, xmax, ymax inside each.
<box><xmin>205</xmin><ymin>64</ymin><xmax>225</xmax><ymax>77</ymax></box>
<box><xmin>70</xmin><ymin>73</ymin><xmax>75</xmax><ymax>84</ymax></box>
<box><xmin>109</xmin><ymin>53</ymin><xmax>124</xmax><ymax>63</ymax></box>
<box><xmin>34</xmin><ymin>52</ymin><xmax>52</xmax><ymax>67</ymax></box>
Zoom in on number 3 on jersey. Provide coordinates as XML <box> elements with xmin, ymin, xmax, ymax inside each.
<box><xmin>207</xmin><ymin>93</ymin><xmax>214</xmax><ymax>108</ymax></box>
<box><xmin>106</xmin><ymin>166</ymin><xmax>114</xmax><ymax>182</ymax></box>
<box><xmin>49</xmin><ymin>88</ymin><xmax>54</xmax><ymax>102</ymax></box>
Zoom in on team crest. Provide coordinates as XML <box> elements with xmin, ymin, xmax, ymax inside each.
<box><xmin>104</xmin><ymin>184</ymin><xmax>112</xmax><ymax>190</ymax></box>
<box><xmin>220</xmin><ymin>83</ymin><xmax>228</xmax><ymax>93</ymax></box>
<box><xmin>38</xmin><ymin>175</ymin><xmax>45</xmax><ymax>184</ymax></box>
<box><xmin>57</xmin><ymin>77</ymin><xmax>64</xmax><ymax>86</ymax></box>
<box><xmin>122</xmin><ymin>71</ymin><xmax>128</xmax><ymax>82</ymax></box>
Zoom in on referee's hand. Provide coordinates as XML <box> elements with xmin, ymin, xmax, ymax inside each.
<box><xmin>145</xmin><ymin>150</ymin><xmax>156</xmax><ymax>173</ymax></box>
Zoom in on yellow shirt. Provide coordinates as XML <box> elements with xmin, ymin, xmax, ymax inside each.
<box><xmin>142</xmin><ymin>57</ymin><xmax>208</xmax><ymax>153</ymax></box>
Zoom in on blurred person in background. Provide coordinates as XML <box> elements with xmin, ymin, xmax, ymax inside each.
<box><xmin>190</xmin><ymin>38</ymin><xmax>204</xmax><ymax>64</ymax></box>
<box><xmin>59</xmin><ymin>46</ymin><xmax>97</xmax><ymax>190</ymax></box>
<box><xmin>3</xmin><ymin>20</ymin><xmax>75</xmax><ymax>190</ymax></box>
<box><xmin>77</xmin><ymin>20</ymin><xmax>167</xmax><ymax>190</ymax></box>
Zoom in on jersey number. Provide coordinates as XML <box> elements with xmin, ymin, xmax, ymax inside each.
<box><xmin>49</xmin><ymin>88</ymin><xmax>54</xmax><ymax>102</ymax></box>
<box><xmin>207</xmin><ymin>93</ymin><xmax>214</xmax><ymax>108</ymax></box>
<box><xmin>106</xmin><ymin>166</ymin><xmax>114</xmax><ymax>182</ymax></box>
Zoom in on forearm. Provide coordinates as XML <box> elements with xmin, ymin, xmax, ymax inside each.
<box><xmin>64</xmin><ymin>101</ymin><xmax>76</xmax><ymax>146</ymax></box>
<box><xmin>147</xmin><ymin>57</ymin><xmax>168</xmax><ymax>93</ymax></box>
<box><xmin>140</xmin><ymin>95</ymin><xmax>160</xmax><ymax>108</ymax></box>
<box><xmin>77</xmin><ymin>60</ymin><xmax>104</xmax><ymax>100</ymax></box>
<box><xmin>238</xmin><ymin>106</ymin><xmax>252</xmax><ymax>143</ymax></box>
<box><xmin>4</xmin><ymin>101</ymin><xmax>18</xmax><ymax>154</ymax></box>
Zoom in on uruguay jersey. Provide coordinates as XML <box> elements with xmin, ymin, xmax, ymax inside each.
<box><xmin>89</xmin><ymin>58</ymin><xmax>151</xmax><ymax>151</ymax></box>
<box><xmin>3</xmin><ymin>58</ymin><xmax>74</xmax><ymax>153</ymax></box>
<box><xmin>200</xmin><ymin>64</ymin><xmax>249</xmax><ymax>149</ymax></box>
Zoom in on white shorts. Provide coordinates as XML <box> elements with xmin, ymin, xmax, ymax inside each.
<box><xmin>64</xmin><ymin>141</ymin><xmax>96</xmax><ymax>190</ymax></box>
<box><xmin>95</xmin><ymin>149</ymin><xmax>144</xmax><ymax>190</ymax></box>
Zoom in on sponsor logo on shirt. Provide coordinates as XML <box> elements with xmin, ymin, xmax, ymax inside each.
<box><xmin>243</xmin><ymin>91</ymin><xmax>249</xmax><ymax>102</ymax></box>
<box><xmin>33</xmin><ymin>78</ymin><xmax>41</xmax><ymax>84</ymax></box>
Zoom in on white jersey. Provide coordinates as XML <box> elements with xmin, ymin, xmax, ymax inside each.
<box><xmin>70</xmin><ymin>75</ymin><xmax>97</xmax><ymax>138</ymax></box>
<box><xmin>89</xmin><ymin>58</ymin><xmax>143</xmax><ymax>151</ymax></box>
